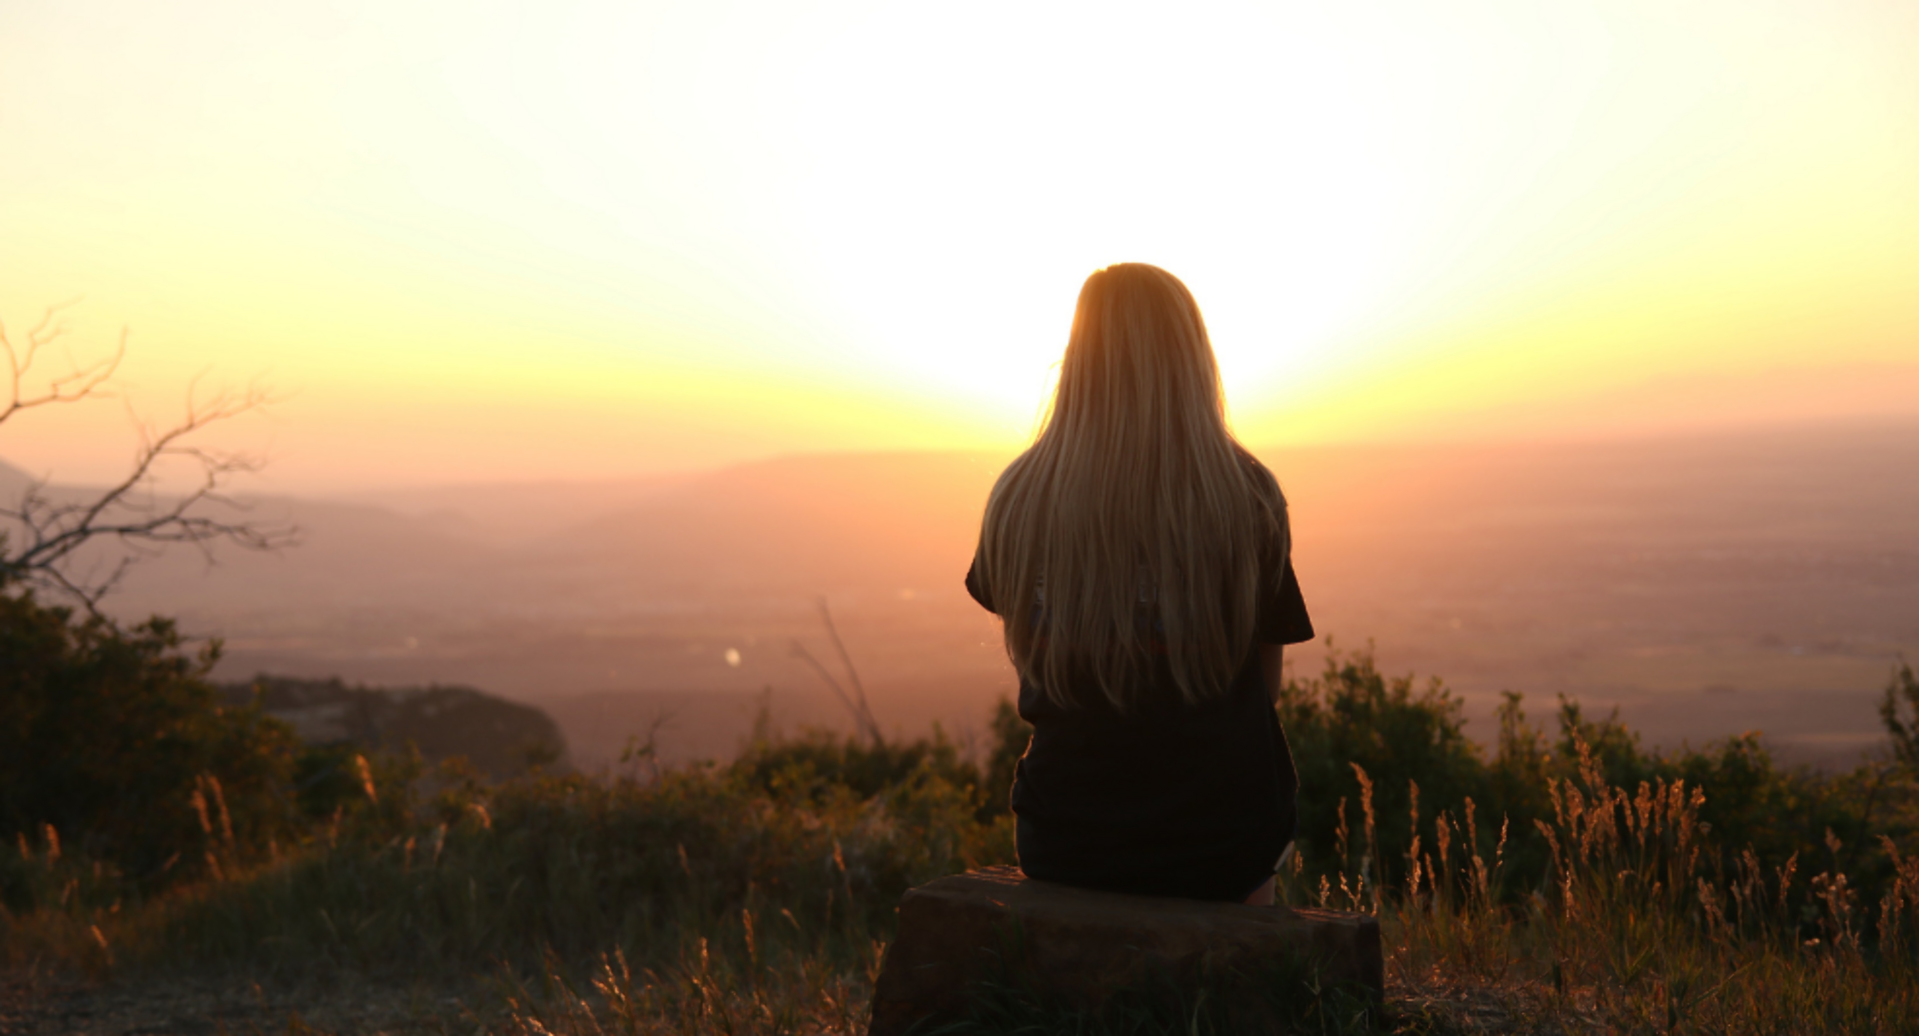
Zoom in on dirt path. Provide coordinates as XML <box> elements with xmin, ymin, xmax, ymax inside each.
<box><xmin>0</xmin><ymin>969</ymin><xmax>472</xmax><ymax>1036</ymax></box>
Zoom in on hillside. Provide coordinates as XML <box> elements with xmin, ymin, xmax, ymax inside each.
<box><xmin>220</xmin><ymin>675</ymin><xmax>571</xmax><ymax>780</ymax></box>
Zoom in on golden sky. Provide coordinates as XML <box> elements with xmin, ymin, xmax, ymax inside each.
<box><xmin>1</xmin><ymin>0</ymin><xmax>1913</xmax><ymax>491</ymax></box>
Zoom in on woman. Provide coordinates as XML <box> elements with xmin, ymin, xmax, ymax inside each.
<box><xmin>965</xmin><ymin>263</ymin><xmax>1313</xmax><ymax>905</ymax></box>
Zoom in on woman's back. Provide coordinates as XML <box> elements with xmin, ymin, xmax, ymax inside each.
<box><xmin>968</xmin><ymin>263</ymin><xmax>1314</xmax><ymax>902</ymax></box>
<box><xmin>974</xmin><ymin>264</ymin><xmax>1292</xmax><ymax>712</ymax></box>
<box><xmin>966</xmin><ymin>544</ymin><xmax>1310</xmax><ymax>901</ymax></box>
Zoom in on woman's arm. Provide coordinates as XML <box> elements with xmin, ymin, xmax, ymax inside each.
<box><xmin>1249</xmin><ymin>642</ymin><xmax>1289</xmax><ymax>906</ymax></box>
<box><xmin>1259</xmin><ymin>643</ymin><xmax>1284</xmax><ymax>704</ymax></box>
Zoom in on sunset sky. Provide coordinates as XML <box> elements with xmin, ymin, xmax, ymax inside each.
<box><xmin>1</xmin><ymin>0</ymin><xmax>1913</xmax><ymax>492</ymax></box>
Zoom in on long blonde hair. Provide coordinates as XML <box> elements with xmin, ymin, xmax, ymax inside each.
<box><xmin>976</xmin><ymin>263</ymin><xmax>1286</xmax><ymax>711</ymax></box>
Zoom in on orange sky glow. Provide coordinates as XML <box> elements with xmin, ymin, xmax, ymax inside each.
<box><xmin>1</xmin><ymin>0</ymin><xmax>1913</xmax><ymax>492</ymax></box>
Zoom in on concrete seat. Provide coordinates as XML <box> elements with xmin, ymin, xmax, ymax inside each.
<box><xmin>868</xmin><ymin>866</ymin><xmax>1382</xmax><ymax>1035</ymax></box>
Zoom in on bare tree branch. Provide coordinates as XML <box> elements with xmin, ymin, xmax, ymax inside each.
<box><xmin>790</xmin><ymin>598</ymin><xmax>882</xmax><ymax>747</ymax></box>
<box><xmin>0</xmin><ymin>301</ymin><xmax>123</xmax><ymax>426</ymax></box>
<box><xmin>620</xmin><ymin>702</ymin><xmax>685</xmax><ymax>784</ymax></box>
<box><xmin>0</xmin><ymin>309</ymin><xmax>298</xmax><ymax>614</ymax></box>
<box><xmin>817</xmin><ymin>597</ymin><xmax>877</xmax><ymax>735</ymax></box>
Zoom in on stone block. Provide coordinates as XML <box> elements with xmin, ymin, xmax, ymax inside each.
<box><xmin>868</xmin><ymin>866</ymin><xmax>1382</xmax><ymax>1035</ymax></box>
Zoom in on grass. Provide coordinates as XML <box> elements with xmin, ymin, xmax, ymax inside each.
<box><xmin>1350</xmin><ymin>741</ymin><xmax>1918</xmax><ymax>1034</ymax></box>
<box><xmin>3</xmin><ymin>655</ymin><xmax>1914</xmax><ymax>1034</ymax></box>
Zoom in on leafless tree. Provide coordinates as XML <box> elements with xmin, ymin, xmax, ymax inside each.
<box><xmin>0</xmin><ymin>302</ymin><xmax>297</xmax><ymax>612</ymax></box>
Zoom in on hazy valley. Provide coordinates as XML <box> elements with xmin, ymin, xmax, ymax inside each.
<box><xmin>18</xmin><ymin>419</ymin><xmax>1912</xmax><ymax>774</ymax></box>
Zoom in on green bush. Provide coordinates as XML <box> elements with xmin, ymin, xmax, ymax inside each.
<box><xmin>1277</xmin><ymin>644</ymin><xmax>1491</xmax><ymax>892</ymax></box>
<box><xmin>730</xmin><ymin>723</ymin><xmax>980</xmax><ymax>808</ymax></box>
<box><xmin>0</xmin><ymin>589</ymin><xmax>300</xmax><ymax>905</ymax></box>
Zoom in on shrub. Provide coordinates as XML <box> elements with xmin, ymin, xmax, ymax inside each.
<box><xmin>0</xmin><ymin>589</ymin><xmax>299</xmax><ymax>905</ymax></box>
<box><xmin>1277</xmin><ymin>644</ymin><xmax>1491</xmax><ymax>892</ymax></box>
<box><xmin>729</xmin><ymin>721</ymin><xmax>984</xmax><ymax>810</ymax></box>
<box><xmin>1278</xmin><ymin>643</ymin><xmax>1915</xmax><ymax>917</ymax></box>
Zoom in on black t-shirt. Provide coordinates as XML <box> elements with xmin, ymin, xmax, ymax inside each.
<box><xmin>965</xmin><ymin>551</ymin><xmax>1314</xmax><ymax>902</ymax></box>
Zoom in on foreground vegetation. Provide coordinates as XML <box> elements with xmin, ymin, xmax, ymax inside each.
<box><xmin>2</xmin><ymin>586</ymin><xmax>1915</xmax><ymax>1033</ymax></box>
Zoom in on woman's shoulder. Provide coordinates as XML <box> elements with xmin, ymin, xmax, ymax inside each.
<box><xmin>1232</xmin><ymin>447</ymin><xmax>1288</xmax><ymax>523</ymax></box>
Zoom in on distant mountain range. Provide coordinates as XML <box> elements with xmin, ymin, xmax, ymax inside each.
<box><xmin>6</xmin><ymin>418</ymin><xmax>1915</xmax><ymax>771</ymax></box>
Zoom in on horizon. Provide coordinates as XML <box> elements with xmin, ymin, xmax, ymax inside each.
<box><xmin>3</xmin><ymin>388</ymin><xmax>1913</xmax><ymax>499</ymax></box>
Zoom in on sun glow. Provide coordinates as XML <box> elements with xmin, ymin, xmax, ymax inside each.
<box><xmin>0</xmin><ymin>0</ymin><xmax>1911</xmax><ymax>488</ymax></box>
